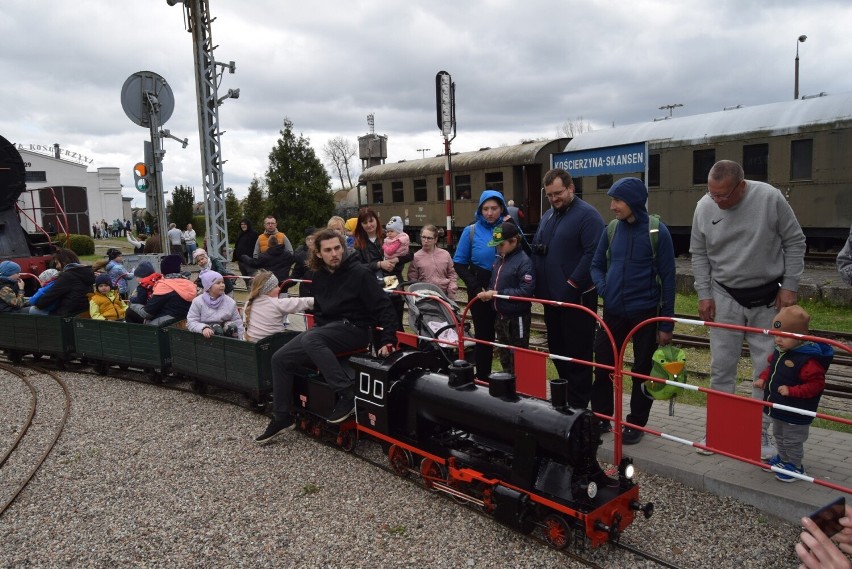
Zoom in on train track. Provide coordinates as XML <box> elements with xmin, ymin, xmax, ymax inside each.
<box><xmin>0</xmin><ymin>362</ymin><xmax>71</xmax><ymax>517</ymax></box>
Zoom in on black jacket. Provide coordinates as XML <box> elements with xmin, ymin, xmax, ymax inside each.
<box><xmin>355</xmin><ymin>237</ymin><xmax>413</xmax><ymax>280</ymax></box>
<box><xmin>311</xmin><ymin>251</ymin><xmax>398</xmax><ymax>346</ymax></box>
<box><xmin>290</xmin><ymin>244</ymin><xmax>313</xmax><ymax>297</ymax></box>
<box><xmin>233</xmin><ymin>219</ymin><xmax>259</xmax><ymax>261</ymax></box>
<box><xmin>36</xmin><ymin>263</ymin><xmax>95</xmax><ymax>316</ymax></box>
<box><xmin>241</xmin><ymin>244</ymin><xmax>293</xmax><ymax>282</ymax></box>
<box><xmin>145</xmin><ymin>291</ymin><xmax>192</xmax><ymax>321</ymax></box>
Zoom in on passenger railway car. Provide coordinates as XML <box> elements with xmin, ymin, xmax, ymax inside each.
<box><xmin>357</xmin><ymin>139</ymin><xmax>568</xmax><ymax>236</ymax></box>
<box><xmin>356</xmin><ymin>92</ymin><xmax>852</xmax><ymax>253</ymax></box>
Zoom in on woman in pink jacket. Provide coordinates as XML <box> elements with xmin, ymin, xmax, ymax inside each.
<box><xmin>406</xmin><ymin>224</ymin><xmax>458</xmax><ymax>300</ymax></box>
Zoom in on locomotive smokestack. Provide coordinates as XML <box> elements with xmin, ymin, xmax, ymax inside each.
<box><xmin>447</xmin><ymin>359</ymin><xmax>474</xmax><ymax>388</ymax></box>
<box><xmin>551</xmin><ymin>379</ymin><xmax>568</xmax><ymax>409</ymax></box>
<box><xmin>54</xmin><ymin>143</ymin><xmax>60</xmax><ymax>159</ymax></box>
<box><xmin>488</xmin><ymin>372</ymin><xmax>517</xmax><ymax>399</ymax></box>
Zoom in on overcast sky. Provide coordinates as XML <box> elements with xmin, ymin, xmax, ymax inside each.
<box><xmin>3</xmin><ymin>1</ymin><xmax>851</xmax><ymax>207</ymax></box>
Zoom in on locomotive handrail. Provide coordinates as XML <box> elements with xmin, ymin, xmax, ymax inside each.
<box><xmin>458</xmin><ymin>293</ymin><xmax>623</xmax><ymax>449</ymax></box>
<box><xmin>616</xmin><ymin>315</ymin><xmax>852</xmax><ymax>494</ymax></box>
<box><xmin>15</xmin><ymin>187</ymin><xmax>69</xmax><ymax>248</ymax></box>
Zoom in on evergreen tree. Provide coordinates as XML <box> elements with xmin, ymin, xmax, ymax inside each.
<box><xmin>242</xmin><ymin>176</ymin><xmax>267</xmax><ymax>233</ymax></box>
<box><xmin>225</xmin><ymin>187</ymin><xmax>242</xmax><ymax>242</ymax></box>
<box><xmin>170</xmin><ymin>185</ymin><xmax>196</xmax><ymax>230</ymax></box>
<box><xmin>265</xmin><ymin>118</ymin><xmax>333</xmax><ymax>242</ymax></box>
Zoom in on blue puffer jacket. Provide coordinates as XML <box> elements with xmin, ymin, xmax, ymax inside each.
<box><xmin>453</xmin><ymin>189</ymin><xmax>508</xmax><ymax>294</ymax></box>
<box><xmin>590</xmin><ymin>177</ymin><xmax>676</xmax><ymax>332</ymax></box>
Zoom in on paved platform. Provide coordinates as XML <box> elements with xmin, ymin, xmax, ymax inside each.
<box><xmin>597</xmin><ymin>396</ymin><xmax>852</xmax><ymax>525</ymax></box>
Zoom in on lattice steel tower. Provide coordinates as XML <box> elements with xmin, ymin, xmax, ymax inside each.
<box><xmin>167</xmin><ymin>0</ymin><xmax>238</xmax><ymax>259</ymax></box>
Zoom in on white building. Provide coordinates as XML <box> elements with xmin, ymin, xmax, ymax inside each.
<box><xmin>17</xmin><ymin>143</ymin><xmax>126</xmax><ymax>236</ymax></box>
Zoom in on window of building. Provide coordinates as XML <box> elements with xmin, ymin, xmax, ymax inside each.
<box><xmin>25</xmin><ymin>171</ymin><xmax>47</xmax><ymax>183</ymax></box>
<box><xmin>455</xmin><ymin>175</ymin><xmax>471</xmax><ymax>200</ymax></box>
<box><xmin>391</xmin><ymin>181</ymin><xmax>404</xmax><ymax>203</ymax></box>
<box><xmin>485</xmin><ymin>171</ymin><xmax>504</xmax><ymax>194</ymax></box>
<box><xmin>413</xmin><ymin>178</ymin><xmax>427</xmax><ymax>202</ymax></box>
<box><xmin>790</xmin><ymin>139</ymin><xmax>813</xmax><ymax>180</ymax></box>
<box><xmin>371</xmin><ymin>183</ymin><xmax>383</xmax><ymax>204</ymax></box>
<box><xmin>648</xmin><ymin>154</ymin><xmax>661</xmax><ymax>187</ymax></box>
<box><xmin>692</xmin><ymin>148</ymin><xmax>716</xmax><ymax>184</ymax></box>
<box><xmin>742</xmin><ymin>144</ymin><xmax>769</xmax><ymax>181</ymax></box>
<box><xmin>596</xmin><ymin>174</ymin><xmax>613</xmax><ymax>190</ymax></box>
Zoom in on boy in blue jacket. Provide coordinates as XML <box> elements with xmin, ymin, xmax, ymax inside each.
<box><xmin>755</xmin><ymin>306</ymin><xmax>832</xmax><ymax>482</ymax></box>
<box><xmin>477</xmin><ymin>221</ymin><xmax>535</xmax><ymax>375</ymax></box>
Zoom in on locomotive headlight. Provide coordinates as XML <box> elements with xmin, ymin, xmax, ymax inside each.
<box><xmin>586</xmin><ymin>481</ymin><xmax>598</xmax><ymax>499</ymax></box>
<box><xmin>624</xmin><ymin>464</ymin><xmax>635</xmax><ymax>479</ymax></box>
<box><xmin>618</xmin><ymin>457</ymin><xmax>636</xmax><ymax>488</ymax></box>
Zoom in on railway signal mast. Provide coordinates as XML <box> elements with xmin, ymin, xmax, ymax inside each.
<box><xmin>166</xmin><ymin>0</ymin><xmax>238</xmax><ymax>259</ymax></box>
<box><xmin>436</xmin><ymin>71</ymin><xmax>456</xmax><ymax>248</ymax></box>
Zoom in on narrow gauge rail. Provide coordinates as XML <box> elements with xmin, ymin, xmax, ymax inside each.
<box><xmin>0</xmin><ymin>363</ymin><xmax>71</xmax><ymax>517</ymax></box>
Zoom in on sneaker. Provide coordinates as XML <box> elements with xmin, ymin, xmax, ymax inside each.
<box><xmin>254</xmin><ymin>416</ymin><xmax>295</xmax><ymax>445</ymax></box>
<box><xmin>774</xmin><ymin>461</ymin><xmax>805</xmax><ymax>483</ymax></box>
<box><xmin>622</xmin><ymin>426</ymin><xmax>644</xmax><ymax>445</ymax></box>
<box><xmin>761</xmin><ymin>431</ymin><xmax>777</xmax><ymax>461</ymax></box>
<box><xmin>763</xmin><ymin>454</ymin><xmax>783</xmax><ymax>471</ymax></box>
<box><xmin>695</xmin><ymin>437</ymin><xmax>715</xmax><ymax>455</ymax></box>
<box><xmin>327</xmin><ymin>397</ymin><xmax>355</xmax><ymax>424</ymax></box>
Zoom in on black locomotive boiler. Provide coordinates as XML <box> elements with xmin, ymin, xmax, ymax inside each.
<box><xmin>294</xmin><ymin>350</ymin><xmax>654</xmax><ymax>549</ymax></box>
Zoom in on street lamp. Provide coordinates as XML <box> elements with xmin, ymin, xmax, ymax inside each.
<box><xmin>795</xmin><ymin>35</ymin><xmax>807</xmax><ymax>100</ymax></box>
<box><xmin>416</xmin><ymin>148</ymin><xmax>430</xmax><ymax>159</ymax></box>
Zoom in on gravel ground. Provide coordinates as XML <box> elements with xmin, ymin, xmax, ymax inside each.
<box><xmin>0</xmin><ymin>368</ymin><xmax>805</xmax><ymax>569</ymax></box>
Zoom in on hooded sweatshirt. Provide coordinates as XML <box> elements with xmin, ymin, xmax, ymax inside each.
<box><xmin>233</xmin><ymin>218</ymin><xmax>259</xmax><ymax>261</ymax></box>
<box><xmin>590</xmin><ymin>178</ymin><xmax>676</xmax><ymax>331</ymax></box>
<box><xmin>452</xmin><ymin>189</ymin><xmax>508</xmax><ymax>295</ymax></box>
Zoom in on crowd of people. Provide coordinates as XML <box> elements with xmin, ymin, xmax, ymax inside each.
<box><xmin>3</xmin><ymin>159</ymin><xmax>851</xmax><ymax>565</ymax></box>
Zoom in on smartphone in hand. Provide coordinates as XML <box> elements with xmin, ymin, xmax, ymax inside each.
<box><xmin>808</xmin><ymin>496</ymin><xmax>846</xmax><ymax>538</ymax></box>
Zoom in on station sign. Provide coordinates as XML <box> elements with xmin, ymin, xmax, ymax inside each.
<box><xmin>552</xmin><ymin>142</ymin><xmax>647</xmax><ymax>177</ymax></box>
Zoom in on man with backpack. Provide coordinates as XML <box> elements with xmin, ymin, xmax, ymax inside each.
<box><xmin>589</xmin><ymin>177</ymin><xmax>676</xmax><ymax>444</ymax></box>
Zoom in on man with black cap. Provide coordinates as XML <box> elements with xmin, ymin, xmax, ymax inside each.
<box><xmin>589</xmin><ymin>178</ymin><xmax>676</xmax><ymax>444</ymax></box>
<box><xmin>255</xmin><ymin>229</ymin><xmax>398</xmax><ymax>445</ymax></box>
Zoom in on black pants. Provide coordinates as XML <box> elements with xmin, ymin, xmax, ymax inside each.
<box><xmin>470</xmin><ymin>298</ymin><xmax>496</xmax><ymax>381</ymax></box>
<box><xmin>590</xmin><ymin>308</ymin><xmax>658</xmax><ymax>427</ymax></box>
<box><xmin>543</xmin><ymin>288</ymin><xmax>597</xmax><ymax>408</ymax></box>
<box><xmin>271</xmin><ymin>321</ymin><xmax>369</xmax><ymax>417</ymax></box>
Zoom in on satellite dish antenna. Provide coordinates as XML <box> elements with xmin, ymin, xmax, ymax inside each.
<box><xmin>121</xmin><ymin>71</ymin><xmax>175</xmax><ymax>127</ymax></box>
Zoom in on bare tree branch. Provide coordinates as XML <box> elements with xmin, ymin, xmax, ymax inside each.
<box><xmin>323</xmin><ymin>136</ymin><xmax>358</xmax><ymax>189</ymax></box>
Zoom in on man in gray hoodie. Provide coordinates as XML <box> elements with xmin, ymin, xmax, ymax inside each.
<box><xmin>690</xmin><ymin>160</ymin><xmax>806</xmax><ymax>458</ymax></box>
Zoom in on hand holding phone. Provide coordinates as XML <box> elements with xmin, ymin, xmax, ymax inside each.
<box><xmin>795</xmin><ymin>497</ymin><xmax>852</xmax><ymax>569</ymax></box>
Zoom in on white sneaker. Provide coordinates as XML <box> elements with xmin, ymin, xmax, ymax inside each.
<box><xmin>696</xmin><ymin>437</ymin><xmax>715</xmax><ymax>455</ymax></box>
<box><xmin>761</xmin><ymin>431</ymin><xmax>777</xmax><ymax>461</ymax></box>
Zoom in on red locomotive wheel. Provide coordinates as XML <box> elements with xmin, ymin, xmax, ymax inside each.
<box><xmin>419</xmin><ymin>458</ymin><xmax>446</xmax><ymax>491</ymax></box>
<box><xmin>337</xmin><ymin>429</ymin><xmax>357</xmax><ymax>452</ymax></box>
<box><xmin>543</xmin><ymin>515</ymin><xmax>571</xmax><ymax>550</ymax></box>
<box><xmin>388</xmin><ymin>445</ymin><xmax>412</xmax><ymax>477</ymax></box>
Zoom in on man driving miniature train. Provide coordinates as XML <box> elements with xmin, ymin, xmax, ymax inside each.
<box><xmin>255</xmin><ymin>228</ymin><xmax>399</xmax><ymax>445</ymax></box>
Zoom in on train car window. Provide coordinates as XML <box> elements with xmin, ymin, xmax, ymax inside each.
<box><xmin>413</xmin><ymin>178</ymin><xmax>427</xmax><ymax>202</ymax></box>
<box><xmin>790</xmin><ymin>139</ymin><xmax>813</xmax><ymax>180</ymax></box>
<box><xmin>743</xmin><ymin>144</ymin><xmax>769</xmax><ymax>181</ymax></box>
<box><xmin>25</xmin><ymin>171</ymin><xmax>47</xmax><ymax>182</ymax></box>
<box><xmin>435</xmin><ymin>177</ymin><xmax>444</xmax><ymax>201</ymax></box>
<box><xmin>573</xmin><ymin>177</ymin><xmax>584</xmax><ymax>198</ymax></box>
<box><xmin>359</xmin><ymin>371</ymin><xmax>371</xmax><ymax>395</ymax></box>
<box><xmin>648</xmin><ymin>154</ymin><xmax>661</xmax><ymax>187</ymax></box>
<box><xmin>455</xmin><ymin>175</ymin><xmax>471</xmax><ymax>200</ymax></box>
<box><xmin>371</xmin><ymin>183</ymin><xmax>383</xmax><ymax>204</ymax></box>
<box><xmin>485</xmin><ymin>172</ymin><xmax>504</xmax><ymax>194</ymax></box>
<box><xmin>692</xmin><ymin>149</ymin><xmax>716</xmax><ymax>184</ymax></box>
<box><xmin>596</xmin><ymin>174</ymin><xmax>613</xmax><ymax>190</ymax></box>
<box><xmin>392</xmin><ymin>181</ymin><xmax>404</xmax><ymax>203</ymax></box>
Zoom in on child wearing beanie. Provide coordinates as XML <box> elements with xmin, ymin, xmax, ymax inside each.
<box><xmin>28</xmin><ymin>269</ymin><xmax>61</xmax><ymax>315</ymax></box>
<box><xmin>186</xmin><ymin>270</ymin><xmax>244</xmax><ymax>339</ymax></box>
<box><xmin>382</xmin><ymin>216</ymin><xmax>409</xmax><ymax>263</ymax></box>
<box><xmin>89</xmin><ymin>273</ymin><xmax>128</xmax><ymax>320</ymax></box>
<box><xmin>0</xmin><ymin>261</ymin><xmax>27</xmax><ymax>313</ymax></box>
<box><xmin>105</xmin><ymin>248</ymin><xmax>130</xmax><ymax>298</ymax></box>
<box><xmin>242</xmin><ymin>270</ymin><xmax>314</xmax><ymax>342</ymax></box>
<box><xmin>754</xmin><ymin>305</ymin><xmax>834</xmax><ymax>482</ymax></box>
